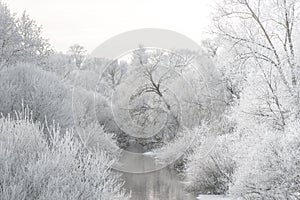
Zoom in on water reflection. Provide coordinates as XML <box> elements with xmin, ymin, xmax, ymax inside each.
<box><xmin>122</xmin><ymin>168</ymin><xmax>196</xmax><ymax>200</ymax></box>
<box><xmin>119</xmin><ymin>148</ymin><xmax>196</xmax><ymax>200</ymax></box>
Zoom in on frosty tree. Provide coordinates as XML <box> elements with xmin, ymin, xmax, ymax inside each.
<box><xmin>213</xmin><ymin>0</ymin><xmax>300</xmax><ymax>129</ymax></box>
<box><xmin>0</xmin><ymin>2</ymin><xmax>52</xmax><ymax>69</ymax></box>
<box><xmin>68</xmin><ymin>44</ymin><xmax>87</xmax><ymax>69</ymax></box>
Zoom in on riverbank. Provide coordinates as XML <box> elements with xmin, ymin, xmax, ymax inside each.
<box><xmin>197</xmin><ymin>195</ymin><xmax>232</xmax><ymax>200</ymax></box>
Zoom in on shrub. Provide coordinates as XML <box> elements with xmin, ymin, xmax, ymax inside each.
<box><xmin>150</xmin><ymin>127</ymin><xmax>201</xmax><ymax>172</ymax></box>
<box><xmin>0</xmin><ymin>110</ymin><xmax>130</xmax><ymax>200</ymax></box>
<box><xmin>153</xmin><ymin>116</ymin><xmax>236</xmax><ymax>193</ymax></box>
<box><xmin>185</xmin><ymin>133</ymin><xmax>236</xmax><ymax>194</ymax></box>
<box><xmin>229</xmin><ymin>121</ymin><xmax>300</xmax><ymax>200</ymax></box>
<box><xmin>76</xmin><ymin>122</ymin><xmax>119</xmax><ymax>156</ymax></box>
<box><xmin>0</xmin><ymin>64</ymin><xmax>120</xmax><ymax>151</ymax></box>
<box><xmin>0</xmin><ymin>64</ymin><xmax>73</xmax><ymax>129</ymax></box>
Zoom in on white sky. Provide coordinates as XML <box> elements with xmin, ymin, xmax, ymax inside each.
<box><xmin>6</xmin><ymin>0</ymin><xmax>215</xmax><ymax>53</ymax></box>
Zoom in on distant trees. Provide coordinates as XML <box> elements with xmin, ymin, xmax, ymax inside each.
<box><xmin>0</xmin><ymin>63</ymin><xmax>116</xmax><ymax>136</ymax></box>
<box><xmin>0</xmin><ymin>2</ymin><xmax>52</xmax><ymax>70</ymax></box>
<box><xmin>201</xmin><ymin>38</ymin><xmax>219</xmax><ymax>58</ymax></box>
<box><xmin>102</xmin><ymin>60</ymin><xmax>126</xmax><ymax>90</ymax></box>
<box><xmin>46</xmin><ymin>52</ymin><xmax>81</xmax><ymax>80</ymax></box>
<box><xmin>68</xmin><ymin>44</ymin><xmax>87</xmax><ymax>69</ymax></box>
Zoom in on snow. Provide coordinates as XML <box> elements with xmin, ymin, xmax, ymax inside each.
<box><xmin>197</xmin><ymin>195</ymin><xmax>232</xmax><ymax>200</ymax></box>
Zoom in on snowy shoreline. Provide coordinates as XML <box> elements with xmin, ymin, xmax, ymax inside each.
<box><xmin>197</xmin><ymin>195</ymin><xmax>232</xmax><ymax>200</ymax></box>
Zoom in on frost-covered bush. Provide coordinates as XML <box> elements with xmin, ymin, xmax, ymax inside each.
<box><xmin>230</xmin><ymin>121</ymin><xmax>300</xmax><ymax>200</ymax></box>
<box><xmin>45</xmin><ymin>52</ymin><xmax>74</xmax><ymax>78</ymax></box>
<box><xmin>72</xmin><ymin>86</ymin><xmax>120</xmax><ymax>136</ymax></box>
<box><xmin>185</xmin><ymin>132</ymin><xmax>236</xmax><ymax>195</ymax></box>
<box><xmin>67</xmin><ymin>69</ymin><xmax>99</xmax><ymax>91</ymax></box>
<box><xmin>76</xmin><ymin>122</ymin><xmax>119</xmax><ymax>156</ymax></box>
<box><xmin>0</xmin><ymin>111</ymin><xmax>130</xmax><ymax>200</ymax></box>
<box><xmin>184</xmin><ymin>118</ymin><xmax>237</xmax><ymax>195</ymax></box>
<box><xmin>0</xmin><ymin>64</ymin><xmax>73</xmax><ymax>129</ymax></box>
<box><xmin>147</xmin><ymin>127</ymin><xmax>197</xmax><ymax>173</ymax></box>
<box><xmin>152</xmin><ymin>128</ymin><xmax>196</xmax><ymax>165</ymax></box>
<box><xmin>0</xmin><ymin>64</ymin><xmax>119</xmax><ymax>133</ymax></box>
<box><xmin>0</xmin><ymin>64</ymin><xmax>120</xmax><ymax>155</ymax></box>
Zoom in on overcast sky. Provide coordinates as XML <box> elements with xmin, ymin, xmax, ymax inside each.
<box><xmin>6</xmin><ymin>0</ymin><xmax>215</xmax><ymax>53</ymax></box>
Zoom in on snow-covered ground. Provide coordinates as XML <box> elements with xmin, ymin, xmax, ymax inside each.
<box><xmin>197</xmin><ymin>195</ymin><xmax>233</xmax><ymax>200</ymax></box>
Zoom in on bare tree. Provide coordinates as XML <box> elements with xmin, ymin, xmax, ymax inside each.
<box><xmin>131</xmin><ymin>48</ymin><xmax>193</xmax><ymax>120</ymax></box>
<box><xmin>68</xmin><ymin>44</ymin><xmax>86</xmax><ymax>69</ymax></box>
<box><xmin>202</xmin><ymin>38</ymin><xmax>220</xmax><ymax>58</ymax></box>
<box><xmin>104</xmin><ymin>60</ymin><xmax>126</xmax><ymax>89</ymax></box>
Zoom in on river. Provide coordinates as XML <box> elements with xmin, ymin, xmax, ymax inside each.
<box><xmin>122</xmin><ymin>167</ymin><xmax>197</xmax><ymax>200</ymax></box>
<box><xmin>116</xmin><ymin>146</ymin><xmax>197</xmax><ymax>200</ymax></box>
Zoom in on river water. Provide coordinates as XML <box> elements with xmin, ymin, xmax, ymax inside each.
<box><xmin>122</xmin><ymin>168</ymin><xmax>197</xmax><ymax>200</ymax></box>
<box><xmin>116</xmin><ymin>147</ymin><xmax>197</xmax><ymax>200</ymax></box>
